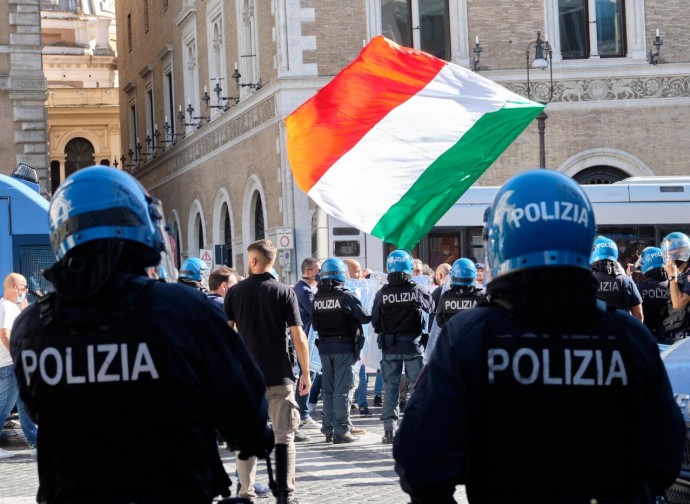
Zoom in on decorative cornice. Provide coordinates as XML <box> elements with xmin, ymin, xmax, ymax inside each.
<box><xmin>175</xmin><ymin>0</ymin><xmax>197</xmax><ymax>27</ymax></box>
<box><xmin>503</xmin><ymin>75</ymin><xmax>690</xmax><ymax>103</ymax></box>
<box><xmin>138</xmin><ymin>64</ymin><xmax>154</xmax><ymax>79</ymax></box>
<box><xmin>157</xmin><ymin>44</ymin><xmax>173</xmax><ymax>61</ymax></box>
<box><xmin>122</xmin><ymin>80</ymin><xmax>136</xmax><ymax>93</ymax></box>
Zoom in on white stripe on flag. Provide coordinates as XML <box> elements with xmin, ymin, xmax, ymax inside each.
<box><xmin>307</xmin><ymin>64</ymin><xmax>517</xmax><ymax>233</ymax></box>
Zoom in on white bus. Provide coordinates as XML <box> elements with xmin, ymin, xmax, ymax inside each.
<box><xmin>311</xmin><ymin>176</ymin><xmax>690</xmax><ymax>273</ymax></box>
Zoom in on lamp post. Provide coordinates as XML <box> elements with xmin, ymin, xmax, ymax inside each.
<box><xmin>526</xmin><ymin>31</ymin><xmax>553</xmax><ymax>169</ymax></box>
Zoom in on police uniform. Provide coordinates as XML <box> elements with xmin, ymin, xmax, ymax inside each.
<box><xmin>393</xmin><ymin>169</ymin><xmax>684</xmax><ymax>504</ymax></box>
<box><xmin>663</xmin><ymin>270</ymin><xmax>690</xmax><ymax>341</ymax></box>
<box><xmin>371</xmin><ymin>274</ymin><xmax>433</xmax><ymax>435</ymax></box>
<box><xmin>435</xmin><ymin>286</ymin><xmax>486</xmax><ymax>329</ymax></box>
<box><xmin>593</xmin><ymin>268</ymin><xmax>643</xmax><ymax>312</ymax></box>
<box><xmin>311</xmin><ymin>284</ymin><xmax>371</xmax><ymax>441</ymax></box>
<box><xmin>394</xmin><ymin>299</ymin><xmax>685</xmax><ymax>503</ymax></box>
<box><xmin>636</xmin><ymin>276</ymin><xmax>669</xmax><ymax>342</ymax></box>
<box><xmin>11</xmin><ymin>275</ymin><xmax>269</xmax><ymax>503</ymax></box>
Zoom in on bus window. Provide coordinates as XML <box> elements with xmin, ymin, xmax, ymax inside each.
<box><xmin>468</xmin><ymin>227</ymin><xmax>484</xmax><ymax>264</ymax></box>
<box><xmin>597</xmin><ymin>225</ymin><xmax>655</xmax><ymax>268</ymax></box>
<box><xmin>333</xmin><ymin>240</ymin><xmax>361</xmax><ymax>257</ymax></box>
<box><xmin>428</xmin><ymin>232</ymin><xmax>459</xmax><ymax>268</ymax></box>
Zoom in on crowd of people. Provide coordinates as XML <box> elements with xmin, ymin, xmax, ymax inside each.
<box><xmin>1</xmin><ymin>166</ymin><xmax>687</xmax><ymax>504</ymax></box>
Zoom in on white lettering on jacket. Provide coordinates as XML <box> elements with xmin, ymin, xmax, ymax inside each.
<box><xmin>21</xmin><ymin>343</ymin><xmax>159</xmax><ymax>386</ymax></box>
<box><xmin>599</xmin><ymin>281</ymin><xmax>621</xmax><ymax>292</ymax></box>
<box><xmin>313</xmin><ymin>299</ymin><xmax>342</xmax><ymax>310</ymax></box>
<box><xmin>507</xmin><ymin>201</ymin><xmax>590</xmax><ymax>229</ymax></box>
<box><xmin>443</xmin><ymin>299</ymin><xmax>477</xmax><ymax>311</ymax></box>
<box><xmin>487</xmin><ymin>347</ymin><xmax>627</xmax><ymax>386</ymax></box>
<box><xmin>382</xmin><ymin>292</ymin><xmax>420</xmax><ymax>304</ymax></box>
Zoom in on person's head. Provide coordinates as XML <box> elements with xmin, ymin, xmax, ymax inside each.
<box><xmin>179</xmin><ymin>258</ymin><xmax>210</xmax><ymax>284</ymax></box>
<box><xmin>435</xmin><ymin>263</ymin><xmax>451</xmax><ymax>286</ymax></box>
<box><xmin>640</xmin><ymin>247</ymin><xmax>665</xmax><ymax>275</ymax></box>
<box><xmin>475</xmin><ymin>263</ymin><xmax>485</xmax><ymax>283</ymax></box>
<box><xmin>3</xmin><ymin>273</ymin><xmax>28</xmax><ymax>304</ymax></box>
<box><xmin>661</xmin><ymin>232</ymin><xmax>690</xmax><ymax>267</ymax></box>
<box><xmin>343</xmin><ymin>258</ymin><xmax>362</xmax><ymax>279</ymax></box>
<box><xmin>47</xmin><ymin>166</ymin><xmax>177</xmax><ymax>297</ymax></box>
<box><xmin>412</xmin><ymin>258</ymin><xmax>424</xmax><ymax>276</ymax></box>
<box><xmin>386</xmin><ymin>250</ymin><xmax>414</xmax><ymax>275</ymax></box>
<box><xmin>320</xmin><ymin>258</ymin><xmax>348</xmax><ymax>284</ymax></box>
<box><xmin>450</xmin><ymin>258</ymin><xmax>477</xmax><ymax>287</ymax></box>
<box><xmin>300</xmin><ymin>257</ymin><xmax>321</xmax><ymax>285</ymax></box>
<box><xmin>590</xmin><ymin>236</ymin><xmax>618</xmax><ymax>264</ymax></box>
<box><xmin>484</xmin><ymin>170</ymin><xmax>595</xmax><ymax>282</ymax></box>
<box><xmin>246</xmin><ymin>239</ymin><xmax>277</xmax><ymax>275</ymax></box>
<box><xmin>208</xmin><ymin>266</ymin><xmax>237</xmax><ymax>295</ymax></box>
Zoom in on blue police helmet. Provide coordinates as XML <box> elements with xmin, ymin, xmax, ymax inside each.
<box><xmin>320</xmin><ymin>258</ymin><xmax>348</xmax><ymax>282</ymax></box>
<box><xmin>450</xmin><ymin>258</ymin><xmax>477</xmax><ymax>286</ymax></box>
<box><xmin>661</xmin><ymin>232</ymin><xmax>690</xmax><ymax>263</ymax></box>
<box><xmin>49</xmin><ymin>166</ymin><xmax>177</xmax><ymax>278</ymax></box>
<box><xmin>179</xmin><ymin>258</ymin><xmax>209</xmax><ymax>282</ymax></box>
<box><xmin>590</xmin><ymin>236</ymin><xmax>618</xmax><ymax>264</ymax></box>
<box><xmin>386</xmin><ymin>250</ymin><xmax>413</xmax><ymax>274</ymax></box>
<box><xmin>485</xmin><ymin>170</ymin><xmax>596</xmax><ymax>280</ymax></box>
<box><xmin>640</xmin><ymin>246</ymin><xmax>665</xmax><ymax>274</ymax></box>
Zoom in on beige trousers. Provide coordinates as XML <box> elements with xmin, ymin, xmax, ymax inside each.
<box><xmin>236</xmin><ymin>383</ymin><xmax>300</xmax><ymax>500</ymax></box>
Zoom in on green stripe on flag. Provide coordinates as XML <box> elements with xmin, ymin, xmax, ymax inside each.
<box><xmin>370</xmin><ymin>101</ymin><xmax>544</xmax><ymax>250</ymax></box>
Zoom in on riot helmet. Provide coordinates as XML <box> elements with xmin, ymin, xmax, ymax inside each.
<box><xmin>386</xmin><ymin>250</ymin><xmax>414</xmax><ymax>275</ymax></box>
<box><xmin>450</xmin><ymin>258</ymin><xmax>477</xmax><ymax>286</ymax></box>
<box><xmin>179</xmin><ymin>258</ymin><xmax>210</xmax><ymax>283</ymax></box>
<box><xmin>48</xmin><ymin>166</ymin><xmax>178</xmax><ymax>282</ymax></box>
<box><xmin>320</xmin><ymin>258</ymin><xmax>348</xmax><ymax>282</ymax></box>
<box><xmin>484</xmin><ymin>170</ymin><xmax>595</xmax><ymax>280</ymax></box>
<box><xmin>661</xmin><ymin>232</ymin><xmax>690</xmax><ymax>264</ymax></box>
<box><xmin>590</xmin><ymin>236</ymin><xmax>618</xmax><ymax>264</ymax></box>
<box><xmin>640</xmin><ymin>246</ymin><xmax>665</xmax><ymax>275</ymax></box>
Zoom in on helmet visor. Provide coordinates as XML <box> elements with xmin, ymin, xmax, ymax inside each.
<box><xmin>661</xmin><ymin>237</ymin><xmax>690</xmax><ymax>263</ymax></box>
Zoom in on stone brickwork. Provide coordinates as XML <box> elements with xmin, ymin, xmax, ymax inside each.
<box><xmin>0</xmin><ymin>0</ymin><xmax>47</xmax><ymax>186</ymax></box>
<box><xmin>646</xmin><ymin>0</ymin><xmax>688</xmax><ymax>65</ymax></box>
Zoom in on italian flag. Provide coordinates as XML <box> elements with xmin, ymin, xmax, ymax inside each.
<box><xmin>286</xmin><ymin>36</ymin><xmax>544</xmax><ymax>250</ymax></box>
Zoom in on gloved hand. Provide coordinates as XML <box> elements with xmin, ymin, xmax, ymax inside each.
<box><xmin>237</xmin><ymin>424</ymin><xmax>274</xmax><ymax>460</ymax></box>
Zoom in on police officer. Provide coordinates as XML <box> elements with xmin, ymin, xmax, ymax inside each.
<box><xmin>661</xmin><ymin>231</ymin><xmax>690</xmax><ymax>341</ymax></box>
<box><xmin>178</xmin><ymin>257</ymin><xmax>210</xmax><ymax>292</ymax></box>
<box><xmin>393</xmin><ymin>170</ymin><xmax>684</xmax><ymax>503</ymax></box>
<box><xmin>636</xmin><ymin>247</ymin><xmax>669</xmax><ymax>343</ymax></box>
<box><xmin>590</xmin><ymin>235</ymin><xmax>644</xmax><ymax>322</ymax></box>
<box><xmin>311</xmin><ymin>258</ymin><xmax>371</xmax><ymax>444</ymax></box>
<box><xmin>10</xmin><ymin>167</ymin><xmax>272</xmax><ymax>503</ymax></box>
<box><xmin>372</xmin><ymin>249</ymin><xmax>433</xmax><ymax>444</ymax></box>
<box><xmin>435</xmin><ymin>258</ymin><xmax>487</xmax><ymax>329</ymax></box>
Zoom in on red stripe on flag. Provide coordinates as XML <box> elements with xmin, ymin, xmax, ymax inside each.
<box><xmin>286</xmin><ymin>36</ymin><xmax>446</xmax><ymax>193</ymax></box>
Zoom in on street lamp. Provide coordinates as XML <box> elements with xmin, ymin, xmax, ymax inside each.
<box><xmin>526</xmin><ymin>31</ymin><xmax>553</xmax><ymax>169</ymax></box>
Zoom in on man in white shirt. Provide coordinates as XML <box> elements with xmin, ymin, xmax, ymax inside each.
<box><xmin>0</xmin><ymin>273</ymin><xmax>37</xmax><ymax>458</ymax></box>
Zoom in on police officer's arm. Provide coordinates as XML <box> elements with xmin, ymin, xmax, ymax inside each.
<box><xmin>625</xmin><ymin>317</ymin><xmax>686</xmax><ymax>493</ymax></box>
<box><xmin>394</xmin><ymin>311</ymin><xmax>482</xmax><ymax>501</ymax></box>
<box><xmin>665</xmin><ymin>260</ymin><xmax>690</xmax><ymax>310</ymax></box>
<box><xmin>345</xmin><ymin>292</ymin><xmax>372</xmax><ymax>324</ymax></box>
<box><xmin>371</xmin><ymin>291</ymin><xmax>383</xmax><ymax>333</ymax></box>
<box><xmin>195</xmin><ymin>301</ymin><xmax>270</xmax><ymax>453</ymax></box>
<box><xmin>434</xmin><ymin>294</ymin><xmax>446</xmax><ymax>329</ymax></box>
<box><xmin>626</xmin><ymin>279</ymin><xmax>644</xmax><ymax>322</ymax></box>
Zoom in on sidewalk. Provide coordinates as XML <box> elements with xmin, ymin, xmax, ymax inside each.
<box><xmin>0</xmin><ymin>391</ymin><xmax>468</xmax><ymax>503</ymax></box>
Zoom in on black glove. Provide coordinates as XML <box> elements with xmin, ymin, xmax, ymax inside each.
<box><xmin>237</xmin><ymin>424</ymin><xmax>275</xmax><ymax>460</ymax></box>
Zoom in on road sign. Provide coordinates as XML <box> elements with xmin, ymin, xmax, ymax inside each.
<box><xmin>275</xmin><ymin>227</ymin><xmax>294</xmax><ymax>250</ymax></box>
<box><xmin>199</xmin><ymin>249</ymin><xmax>213</xmax><ymax>270</ymax></box>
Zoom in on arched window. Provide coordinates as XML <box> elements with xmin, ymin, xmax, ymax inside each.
<box><xmin>223</xmin><ymin>204</ymin><xmax>233</xmax><ymax>266</ymax></box>
<box><xmin>50</xmin><ymin>160</ymin><xmax>61</xmax><ymax>194</ymax></box>
<box><xmin>196</xmin><ymin>213</ymin><xmax>204</xmax><ymax>251</ymax></box>
<box><xmin>573</xmin><ymin>165</ymin><xmax>629</xmax><ymax>184</ymax></box>
<box><xmin>254</xmin><ymin>193</ymin><xmax>264</xmax><ymax>240</ymax></box>
<box><xmin>171</xmin><ymin>220</ymin><xmax>181</xmax><ymax>269</ymax></box>
<box><xmin>64</xmin><ymin>138</ymin><xmax>95</xmax><ymax>177</ymax></box>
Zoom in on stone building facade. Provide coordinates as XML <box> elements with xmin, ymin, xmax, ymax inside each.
<box><xmin>42</xmin><ymin>0</ymin><xmax>119</xmax><ymax>195</ymax></box>
<box><xmin>0</xmin><ymin>0</ymin><xmax>48</xmax><ymax>191</ymax></box>
<box><xmin>116</xmin><ymin>0</ymin><xmax>690</xmax><ymax>277</ymax></box>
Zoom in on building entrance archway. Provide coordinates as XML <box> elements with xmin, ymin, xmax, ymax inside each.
<box><xmin>64</xmin><ymin>138</ymin><xmax>95</xmax><ymax>177</ymax></box>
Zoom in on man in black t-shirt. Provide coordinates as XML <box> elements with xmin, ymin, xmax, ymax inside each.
<box><xmin>225</xmin><ymin>239</ymin><xmax>311</xmax><ymax>503</ymax></box>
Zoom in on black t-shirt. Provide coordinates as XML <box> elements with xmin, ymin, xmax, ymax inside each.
<box><xmin>225</xmin><ymin>272</ymin><xmax>302</xmax><ymax>387</ymax></box>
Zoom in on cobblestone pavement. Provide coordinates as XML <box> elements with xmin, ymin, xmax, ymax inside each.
<box><xmin>0</xmin><ymin>399</ymin><xmax>468</xmax><ymax>504</ymax></box>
